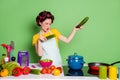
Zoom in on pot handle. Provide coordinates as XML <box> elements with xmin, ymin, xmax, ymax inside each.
<box><xmin>80</xmin><ymin>61</ymin><xmax>85</xmax><ymax>64</ymax></box>
<box><xmin>110</xmin><ymin>61</ymin><xmax>120</xmax><ymax>65</ymax></box>
<box><xmin>74</xmin><ymin>52</ymin><xmax>77</xmax><ymax>56</ymax></box>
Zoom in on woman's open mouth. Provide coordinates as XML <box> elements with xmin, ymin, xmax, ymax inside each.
<box><xmin>46</xmin><ymin>28</ymin><xmax>49</xmax><ymax>31</ymax></box>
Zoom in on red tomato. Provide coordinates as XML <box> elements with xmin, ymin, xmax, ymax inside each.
<box><xmin>56</xmin><ymin>67</ymin><xmax>62</xmax><ymax>73</ymax></box>
<box><xmin>49</xmin><ymin>65</ymin><xmax>56</xmax><ymax>70</ymax></box>
<box><xmin>47</xmin><ymin>68</ymin><xmax>52</xmax><ymax>74</ymax></box>
<box><xmin>41</xmin><ymin>68</ymin><xmax>47</xmax><ymax>74</ymax></box>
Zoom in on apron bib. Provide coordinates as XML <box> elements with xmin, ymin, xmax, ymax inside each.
<box><xmin>40</xmin><ymin>32</ymin><xmax>62</xmax><ymax>67</ymax></box>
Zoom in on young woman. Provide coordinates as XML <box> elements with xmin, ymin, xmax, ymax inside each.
<box><xmin>32</xmin><ymin>10</ymin><xmax>84</xmax><ymax>66</ymax></box>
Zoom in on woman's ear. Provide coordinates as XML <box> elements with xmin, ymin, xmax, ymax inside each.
<box><xmin>39</xmin><ymin>22</ymin><xmax>42</xmax><ymax>26</ymax></box>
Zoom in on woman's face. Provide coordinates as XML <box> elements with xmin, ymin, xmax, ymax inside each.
<box><xmin>40</xmin><ymin>19</ymin><xmax>52</xmax><ymax>32</ymax></box>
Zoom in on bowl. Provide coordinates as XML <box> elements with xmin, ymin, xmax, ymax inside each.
<box><xmin>38</xmin><ymin>59</ymin><xmax>53</xmax><ymax>67</ymax></box>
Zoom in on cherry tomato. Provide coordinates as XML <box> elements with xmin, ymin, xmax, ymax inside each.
<box><xmin>56</xmin><ymin>67</ymin><xmax>62</xmax><ymax>73</ymax></box>
<box><xmin>41</xmin><ymin>68</ymin><xmax>47</xmax><ymax>74</ymax></box>
<box><xmin>49</xmin><ymin>65</ymin><xmax>56</xmax><ymax>70</ymax></box>
<box><xmin>47</xmin><ymin>68</ymin><xmax>52</xmax><ymax>74</ymax></box>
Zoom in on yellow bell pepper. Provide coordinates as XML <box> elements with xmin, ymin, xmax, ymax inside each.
<box><xmin>53</xmin><ymin>69</ymin><xmax>60</xmax><ymax>76</ymax></box>
<box><xmin>0</xmin><ymin>69</ymin><xmax>9</xmax><ymax>77</ymax></box>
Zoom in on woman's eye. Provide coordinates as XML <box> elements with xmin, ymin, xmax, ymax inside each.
<box><xmin>45</xmin><ymin>23</ymin><xmax>48</xmax><ymax>25</ymax></box>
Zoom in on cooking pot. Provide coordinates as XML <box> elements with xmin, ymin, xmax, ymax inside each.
<box><xmin>88</xmin><ymin>61</ymin><xmax>120</xmax><ymax>75</ymax></box>
<box><xmin>66</xmin><ymin>53</ymin><xmax>85</xmax><ymax>70</ymax></box>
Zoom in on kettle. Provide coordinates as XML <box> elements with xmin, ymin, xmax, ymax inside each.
<box><xmin>66</xmin><ymin>52</ymin><xmax>85</xmax><ymax>70</ymax></box>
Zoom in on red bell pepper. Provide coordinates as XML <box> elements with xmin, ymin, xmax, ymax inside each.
<box><xmin>12</xmin><ymin>67</ymin><xmax>23</xmax><ymax>77</ymax></box>
<box><xmin>23</xmin><ymin>66</ymin><xmax>30</xmax><ymax>75</ymax></box>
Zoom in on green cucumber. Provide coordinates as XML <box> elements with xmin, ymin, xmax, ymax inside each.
<box><xmin>46</xmin><ymin>34</ymin><xmax>56</xmax><ymax>40</ymax></box>
<box><xmin>76</xmin><ymin>16</ymin><xmax>89</xmax><ymax>28</ymax></box>
<box><xmin>30</xmin><ymin>69</ymin><xmax>41</xmax><ymax>75</ymax></box>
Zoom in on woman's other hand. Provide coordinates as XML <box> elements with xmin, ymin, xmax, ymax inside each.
<box><xmin>74</xmin><ymin>25</ymin><xmax>84</xmax><ymax>31</ymax></box>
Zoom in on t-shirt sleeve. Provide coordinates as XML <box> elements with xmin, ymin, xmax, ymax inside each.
<box><xmin>52</xmin><ymin>28</ymin><xmax>61</xmax><ymax>38</ymax></box>
<box><xmin>32</xmin><ymin>34</ymin><xmax>39</xmax><ymax>46</ymax></box>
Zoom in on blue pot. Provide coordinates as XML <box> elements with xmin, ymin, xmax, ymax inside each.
<box><xmin>66</xmin><ymin>53</ymin><xmax>85</xmax><ymax>70</ymax></box>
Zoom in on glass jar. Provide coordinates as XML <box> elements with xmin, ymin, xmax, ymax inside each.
<box><xmin>1</xmin><ymin>54</ymin><xmax>6</xmax><ymax>65</ymax></box>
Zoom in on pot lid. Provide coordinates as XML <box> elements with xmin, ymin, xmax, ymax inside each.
<box><xmin>68</xmin><ymin>53</ymin><xmax>83</xmax><ymax>60</ymax></box>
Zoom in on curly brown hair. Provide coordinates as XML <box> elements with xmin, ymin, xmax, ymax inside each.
<box><xmin>36</xmin><ymin>10</ymin><xmax>54</xmax><ymax>26</ymax></box>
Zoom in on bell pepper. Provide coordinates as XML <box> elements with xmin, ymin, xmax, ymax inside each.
<box><xmin>12</xmin><ymin>67</ymin><xmax>23</xmax><ymax>77</ymax></box>
<box><xmin>0</xmin><ymin>69</ymin><xmax>9</xmax><ymax>77</ymax></box>
<box><xmin>23</xmin><ymin>66</ymin><xmax>30</xmax><ymax>75</ymax></box>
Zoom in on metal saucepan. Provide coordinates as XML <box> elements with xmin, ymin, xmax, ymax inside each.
<box><xmin>88</xmin><ymin>61</ymin><xmax>120</xmax><ymax>75</ymax></box>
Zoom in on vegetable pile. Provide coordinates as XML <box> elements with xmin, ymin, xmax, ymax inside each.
<box><xmin>0</xmin><ymin>61</ymin><xmax>63</xmax><ymax>78</ymax></box>
<box><xmin>0</xmin><ymin>61</ymin><xmax>31</xmax><ymax>77</ymax></box>
<box><xmin>41</xmin><ymin>65</ymin><xmax>62</xmax><ymax>76</ymax></box>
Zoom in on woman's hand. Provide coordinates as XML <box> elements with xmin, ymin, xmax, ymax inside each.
<box><xmin>79</xmin><ymin>25</ymin><xmax>84</xmax><ymax>29</ymax></box>
<box><xmin>39</xmin><ymin>35</ymin><xmax>47</xmax><ymax>42</ymax></box>
<box><xmin>74</xmin><ymin>25</ymin><xmax>84</xmax><ymax>31</ymax></box>
<box><xmin>74</xmin><ymin>22</ymin><xmax>84</xmax><ymax>31</ymax></box>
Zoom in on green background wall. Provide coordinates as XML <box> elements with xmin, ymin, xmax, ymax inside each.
<box><xmin>0</xmin><ymin>0</ymin><xmax>120</xmax><ymax>65</ymax></box>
